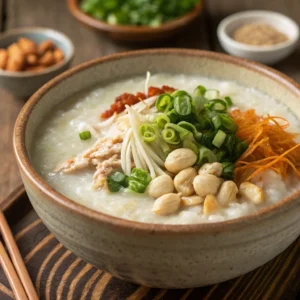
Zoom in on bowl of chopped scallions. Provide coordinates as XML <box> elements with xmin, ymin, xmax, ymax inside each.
<box><xmin>67</xmin><ymin>0</ymin><xmax>202</xmax><ymax>42</ymax></box>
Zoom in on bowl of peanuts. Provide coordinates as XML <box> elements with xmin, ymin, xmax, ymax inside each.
<box><xmin>0</xmin><ymin>27</ymin><xmax>74</xmax><ymax>98</ymax></box>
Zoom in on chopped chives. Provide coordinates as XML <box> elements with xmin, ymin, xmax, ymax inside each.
<box><xmin>79</xmin><ymin>131</ymin><xmax>92</xmax><ymax>140</ymax></box>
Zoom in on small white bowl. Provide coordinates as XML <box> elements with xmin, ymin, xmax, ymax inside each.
<box><xmin>217</xmin><ymin>10</ymin><xmax>299</xmax><ymax>65</ymax></box>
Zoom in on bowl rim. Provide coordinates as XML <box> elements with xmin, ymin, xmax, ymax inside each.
<box><xmin>13</xmin><ymin>48</ymin><xmax>300</xmax><ymax>234</ymax></box>
<box><xmin>0</xmin><ymin>27</ymin><xmax>75</xmax><ymax>78</ymax></box>
<box><xmin>67</xmin><ymin>0</ymin><xmax>202</xmax><ymax>33</ymax></box>
<box><xmin>217</xmin><ymin>10</ymin><xmax>300</xmax><ymax>52</ymax></box>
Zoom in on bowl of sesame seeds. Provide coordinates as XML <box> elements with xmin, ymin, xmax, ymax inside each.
<box><xmin>217</xmin><ymin>10</ymin><xmax>299</xmax><ymax>65</ymax></box>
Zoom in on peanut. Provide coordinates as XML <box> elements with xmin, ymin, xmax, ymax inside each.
<box><xmin>165</xmin><ymin>148</ymin><xmax>197</xmax><ymax>173</ymax></box>
<box><xmin>18</xmin><ymin>38</ymin><xmax>37</xmax><ymax>55</ymax></box>
<box><xmin>174</xmin><ymin>167</ymin><xmax>197</xmax><ymax>196</ymax></box>
<box><xmin>152</xmin><ymin>193</ymin><xmax>181</xmax><ymax>216</ymax></box>
<box><xmin>0</xmin><ymin>49</ymin><xmax>8</xmax><ymax>69</ymax></box>
<box><xmin>26</xmin><ymin>54</ymin><xmax>38</xmax><ymax>66</ymax></box>
<box><xmin>6</xmin><ymin>43</ymin><xmax>25</xmax><ymax>71</ymax></box>
<box><xmin>53</xmin><ymin>48</ymin><xmax>64</xmax><ymax>63</ymax></box>
<box><xmin>147</xmin><ymin>175</ymin><xmax>174</xmax><ymax>199</ymax></box>
<box><xmin>239</xmin><ymin>182</ymin><xmax>264</xmax><ymax>204</ymax></box>
<box><xmin>39</xmin><ymin>50</ymin><xmax>55</xmax><ymax>67</ymax></box>
<box><xmin>203</xmin><ymin>194</ymin><xmax>221</xmax><ymax>215</ymax></box>
<box><xmin>217</xmin><ymin>181</ymin><xmax>238</xmax><ymax>207</ymax></box>
<box><xmin>193</xmin><ymin>174</ymin><xmax>222</xmax><ymax>197</ymax></box>
<box><xmin>181</xmin><ymin>195</ymin><xmax>204</xmax><ymax>206</ymax></box>
<box><xmin>38</xmin><ymin>40</ymin><xmax>54</xmax><ymax>55</ymax></box>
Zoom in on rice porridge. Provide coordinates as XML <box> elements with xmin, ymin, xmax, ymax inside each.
<box><xmin>31</xmin><ymin>74</ymin><xmax>300</xmax><ymax>224</ymax></box>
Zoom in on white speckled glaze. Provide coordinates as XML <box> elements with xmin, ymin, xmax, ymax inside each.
<box><xmin>14</xmin><ymin>49</ymin><xmax>300</xmax><ymax>288</ymax></box>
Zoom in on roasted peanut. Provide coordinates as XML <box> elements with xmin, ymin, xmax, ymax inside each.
<box><xmin>26</xmin><ymin>54</ymin><xmax>38</xmax><ymax>66</ymax></box>
<box><xmin>181</xmin><ymin>195</ymin><xmax>204</xmax><ymax>206</ymax></box>
<box><xmin>147</xmin><ymin>175</ymin><xmax>174</xmax><ymax>199</ymax></box>
<box><xmin>18</xmin><ymin>38</ymin><xmax>37</xmax><ymax>55</ymax></box>
<box><xmin>53</xmin><ymin>48</ymin><xmax>64</xmax><ymax>63</ymax></box>
<box><xmin>174</xmin><ymin>167</ymin><xmax>197</xmax><ymax>196</ymax></box>
<box><xmin>0</xmin><ymin>49</ymin><xmax>8</xmax><ymax>69</ymax></box>
<box><xmin>193</xmin><ymin>174</ymin><xmax>222</xmax><ymax>197</ymax></box>
<box><xmin>38</xmin><ymin>40</ymin><xmax>54</xmax><ymax>55</ymax></box>
<box><xmin>199</xmin><ymin>162</ymin><xmax>223</xmax><ymax>177</ymax></box>
<box><xmin>39</xmin><ymin>50</ymin><xmax>55</xmax><ymax>67</ymax></box>
<box><xmin>6</xmin><ymin>43</ymin><xmax>25</xmax><ymax>71</ymax></box>
<box><xmin>165</xmin><ymin>148</ymin><xmax>197</xmax><ymax>173</ymax></box>
<box><xmin>239</xmin><ymin>182</ymin><xmax>264</xmax><ymax>204</ymax></box>
<box><xmin>152</xmin><ymin>193</ymin><xmax>181</xmax><ymax>216</ymax></box>
<box><xmin>203</xmin><ymin>194</ymin><xmax>221</xmax><ymax>215</ymax></box>
<box><xmin>217</xmin><ymin>181</ymin><xmax>238</xmax><ymax>207</ymax></box>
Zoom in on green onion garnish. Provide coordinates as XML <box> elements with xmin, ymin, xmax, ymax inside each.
<box><xmin>204</xmin><ymin>89</ymin><xmax>220</xmax><ymax>100</ymax></box>
<box><xmin>155</xmin><ymin>114</ymin><xmax>170</xmax><ymax>129</ymax></box>
<box><xmin>219</xmin><ymin>114</ymin><xmax>238</xmax><ymax>133</ymax></box>
<box><xmin>167</xmin><ymin>109</ymin><xmax>179</xmax><ymax>123</ymax></box>
<box><xmin>206</xmin><ymin>99</ymin><xmax>227</xmax><ymax>113</ymax></box>
<box><xmin>197</xmin><ymin>146</ymin><xmax>217</xmax><ymax>166</ymax></box>
<box><xmin>162</xmin><ymin>128</ymin><xmax>180</xmax><ymax>145</ymax></box>
<box><xmin>212</xmin><ymin>130</ymin><xmax>227</xmax><ymax>148</ymax></box>
<box><xmin>225</xmin><ymin>96</ymin><xmax>233</xmax><ymax>107</ymax></box>
<box><xmin>79</xmin><ymin>131</ymin><xmax>91</xmax><ymax>140</ymax></box>
<box><xmin>173</xmin><ymin>94</ymin><xmax>192</xmax><ymax>116</ymax></box>
<box><xmin>221</xmin><ymin>162</ymin><xmax>235</xmax><ymax>179</ymax></box>
<box><xmin>193</xmin><ymin>85</ymin><xmax>207</xmax><ymax>97</ymax></box>
<box><xmin>156</xmin><ymin>94</ymin><xmax>173</xmax><ymax>112</ymax></box>
<box><xmin>128</xmin><ymin>168</ymin><xmax>151</xmax><ymax>193</ymax></box>
<box><xmin>107</xmin><ymin>171</ymin><xmax>129</xmax><ymax>192</ymax></box>
<box><xmin>139</xmin><ymin>124</ymin><xmax>157</xmax><ymax>143</ymax></box>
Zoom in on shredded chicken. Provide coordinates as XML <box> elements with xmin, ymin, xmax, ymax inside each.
<box><xmin>55</xmin><ymin>136</ymin><xmax>123</xmax><ymax>189</ymax></box>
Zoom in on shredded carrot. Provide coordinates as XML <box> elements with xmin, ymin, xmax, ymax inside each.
<box><xmin>230</xmin><ymin>109</ymin><xmax>300</xmax><ymax>184</ymax></box>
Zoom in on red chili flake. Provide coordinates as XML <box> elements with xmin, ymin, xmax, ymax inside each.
<box><xmin>148</xmin><ymin>86</ymin><xmax>164</xmax><ymax>97</ymax></box>
<box><xmin>100</xmin><ymin>85</ymin><xmax>176</xmax><ymax>119</ymax></box>
<box><xmin>101</xmin><ymin>109</ymin><xmax>114</xmax><ymax>119</ymax></box>
<box><xmin>162</xmin><ymin>85</ymin><xmax>176</xmax><ymax>94</ymax></box>
<box><xmin>136</xmin><ymin>92</ymin><xmax>146</xmax><ymax>100</ymax></box>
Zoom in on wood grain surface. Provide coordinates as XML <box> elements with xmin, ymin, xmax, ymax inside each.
<box><xmin>0</xmin><ymin>188</ymin><xmax>298</xmax><ymax>300</ymax></box>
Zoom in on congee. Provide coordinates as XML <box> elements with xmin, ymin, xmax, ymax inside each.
<box><xmin>32</xmin><ymin>73</ymin><xmax>300</xmax><ymax>224</ymax></box>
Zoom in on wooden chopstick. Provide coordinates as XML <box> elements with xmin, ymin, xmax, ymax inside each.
<box><xmin>0</xmin><ymin>241</ymin><xmax>28</xmax><ymax>300</ymax></box>
<box><xmin>0</xmin><ymin>210</ymin><xmax>39</xmax><ymax>300</ymax></box>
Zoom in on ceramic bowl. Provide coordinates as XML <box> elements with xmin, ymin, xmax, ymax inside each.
<box><xmin>13</xmin><ymin>49</ymin><xmax>300</xmax><ymax>288</ymax></box>
<box><xmin>0</xmin><ymin>27</ymin><xmax>74</xmax><ymax>99</ymax></box>
<box><xmin>217</xmin><ymin>11</ymin><xmax>299</xmax><ymax>65</ymax></box>
<box><xmin>67</xmin><ymin>0</ymin><xmax>202</xmax><ymax>42</ymax></box>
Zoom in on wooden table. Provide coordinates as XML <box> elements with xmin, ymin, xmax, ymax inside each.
<box><xmin>0</xmin><ymin>1</ymin><xmax>299</xmax><ymax>298</ymax></box>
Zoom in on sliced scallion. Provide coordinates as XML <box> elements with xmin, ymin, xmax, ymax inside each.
<box><xmin>225</xmin><ymin>96</ymin><xmax>233</xmax><ymax>107</ymax></box>
<box><xmin>204</xmin><ymin>89</ymin><xmax>220</xmax><ymax>100</ymax></box>
<box><xmin>178</xmin><ymin>121</ymin><xmax>202</xmax><ymax>142</ymax></box>
<box><xmin>156</xmin><ymin>94</ymin><xmax>173</xmax><ymax>112</ymax></box>
<box><xmin>206</xmin><ymin>99</ymin><xmax>227</xmax><ymax>113</ymax></box>
<box><xmin>79</xmin><ymin>131</ymin><xmax>92</xmax><ymax>140</ymax></box>
<box><xmin>212</xmin><ymin>115</ymin><xmax>222</xmax><ymax>130</ymax></box>
<box><xmin>193</xmin><ymin>85</ymin><xmax>207</xmax><ymax>97</ymax></box>
<box><xmin>212</xmin><ymin>130</ymin><xmax>227</xmax><ymax>148</ymax></box>
<box><xmin>139</xmin><ymin>124</ymin><xmax>157</xmax><ymax>142</ymax></box>
<box><xmin>221</xmin><ymin>162</ymin><xmax>235</xmax><ymax>179</ymax></box>
<box><xmin>183</xmin><ymin>140</ymin><xmax>199</xmax><ymax>155</ymax></box>
<box><xmin>197</xmin><ymin>146</ymin><xmax>217</xmax><ymax>166</ymax></box>
<box><xmin>155</xmin><ymin>114</ymin><xmax>170</xmax><ymax>129</ymax></box>
<box><xmin>162</xmin><ymin>128</ymin><xmax>180</xmax><ymax>145</ymax></box>
<box><xmin>219</xmin><ymin>114</ymin><xmax>238</xmax><ymax>133</ymax></box>
<box><xmin>173</xmin><ymin>94</ymin><xmax>192</xmax><ymax>116</ymax></box>
<box><xmin>167</xmin><ymin>109</ymin><xmax>179</xmax><ymax>123</ymax></box>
